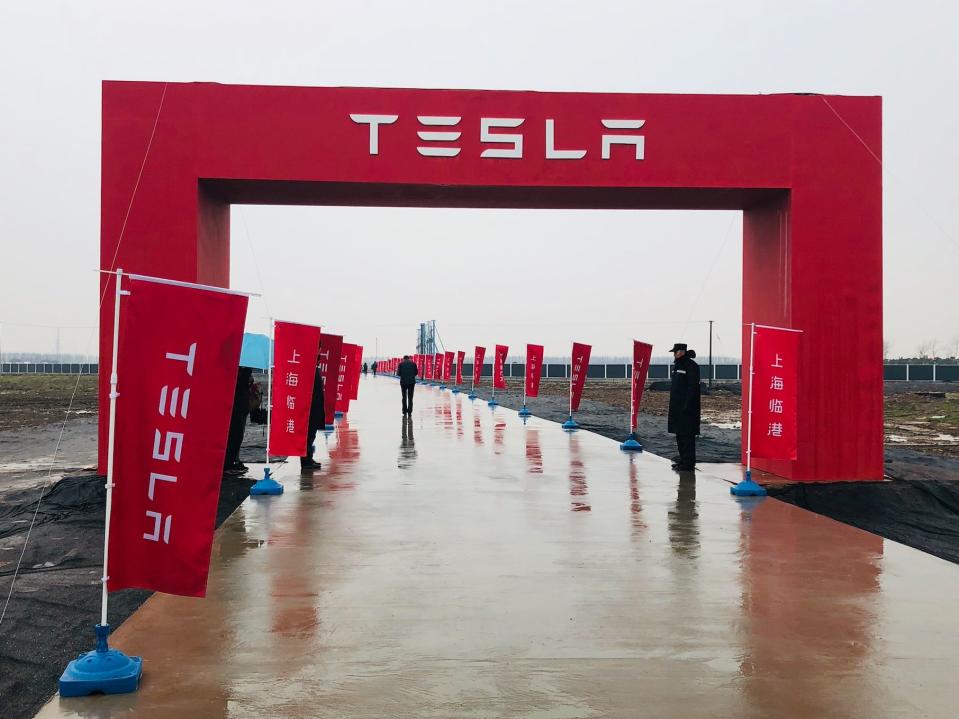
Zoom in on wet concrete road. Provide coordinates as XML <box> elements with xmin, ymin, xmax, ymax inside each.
<box><xmin>38</xmin><ymin>378</ymin><xmax>959</xmax><ymax>718</ymax></box>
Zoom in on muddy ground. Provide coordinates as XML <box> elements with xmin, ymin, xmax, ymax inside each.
<box><xmin>0</xmin><ymin>374</ymin><xmax>957</xmax><ymax>717</ymax></box>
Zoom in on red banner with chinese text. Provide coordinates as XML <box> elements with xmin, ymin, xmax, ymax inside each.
<box><xmin>473</xmin><ymin>346</ymin><xmax>485</xmax><ymax>385</ymax></box>
<box><xmin>493</xmin><ymin>344</ymin><xmax>509</xmax><ymax>389</ymax></box>
<box><xmin>749</xmin><ymin>326</ymin><xmax>800</xmax><ymax>460</ymax></box>
<box><xmin>570</xmin><ymin>342</ymin><xmax>592</xmax><ymax>412</ymax></box>
<box><xmin>630</xmin><ymin>340</ymin><xmax>653</xmax><ymax>431</ymax></box>
<box><xmin>443</xmin><ymin>351</ymin><xmax>454</xmax><ymax>382</ymax></box>
<box><xmin>270</xmin><ymin>321</ymin><xmax>322</xmax><ymax>456</ymax></box>
<box><xmin>435</xmin><ymin>353</ymin><xmax>443</xmax><ymax>381</ymax></box>
<box><xmin>108</xmin><ymin>275</ymin><xmax>248</xmax><ymax>597</ymax></box>
<box><xmin>425</xmin><ymin>354</ymin><xmax>435</xmax><ymax>380</ymax></box>
<box><xmin>525</xmin><ymin>344</ymin><xmax>544</xmax><ymax>397</ymax></box>
<box><xmin>319</xmin><ymin>333</ymin><xmax>343</xmax><ymax>426</ymax></box>
<box><xmin>455</xmin><ymin>350</ymin><xmax>465</xmax><ymax>385</ymax></box>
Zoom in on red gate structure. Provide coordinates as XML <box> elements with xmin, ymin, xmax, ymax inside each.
<box><xmin>100</xmin><ymin>81</ymin><xmax>882</xmax><ymax>481</ymax></box>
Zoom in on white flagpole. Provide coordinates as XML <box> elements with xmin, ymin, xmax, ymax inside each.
<box><xmin>266</xmin><ymin>318</ymin><xmax>273</xmax><ymax>466</ymax></box>
<box><xmin>746</xmin><ymin>322</ymin><xmax>756</xmax><ymax>479</ymax></box>
<box><xmin>100</xmin><ymin>268</ymin><xmax>126</xmax><ymax>626</ymax></box>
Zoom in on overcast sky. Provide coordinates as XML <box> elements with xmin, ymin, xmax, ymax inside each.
<box><xmin>1</xmin><ymin>1</ymin><xmax>957</xmax><ymax>361</ymax></box>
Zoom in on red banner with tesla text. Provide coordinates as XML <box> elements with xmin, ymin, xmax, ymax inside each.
<box><xmin>493</xmin><ymin>344</ymin><xmax>509</xmax><ymax>389</ymax></box>
<box><xmin>319</xmin><ymin>333</ymin><xmax>343</xmax><ymax>426</ymax></box>
<box><xmin>570</xmin><ymin>341</ymin><xmax>592</xmax><ymax>412</ymax></box>
<box><xmin>349</xmin><ymin>344</ymin><xmax>363</xmax><ymax>401</ymax></box>
<box><xmin>525</xmin><ymin>344</ymin><xmax>544</xmax><ymax>397</ymax></box>
<box><xmin>269</xmin><ymin>321</ymin><xmax>322</xmax><ymax>456</ymax></box>
<box><xmin>630</xmin><ymin>340</ymin><xmax>653</xmax><ymax>431</ymax></box>
<box><xmin>749</xmin><ymin>325</ymin><xmax>800</xmax><ymax>460</ymax></box>
<box><xmin>108</xmin><ymin>275</ymin><xmax>248</xmax><ymax>597</ymax></box>
<box><xmin>455</xmin><ymin>350</ymin><xmax>465</xmax><ymax>385</ymax></box>
<box><xmin>443</xmin><ymin>351</ymin><xmax>454</xmax><ymax>382</ymax></box>
<box><xmin>473</xmin><ymin>346</ymin><xmax>485</xmax><ymax>385</ymax></box>
<box><xmin>336</xmin><ymin>343</ymin><xmax>360</xmax><ymax>413</ymax></box>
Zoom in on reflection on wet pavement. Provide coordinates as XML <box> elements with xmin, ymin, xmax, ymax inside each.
<box><xmin>37</xmin><ymin>378</ymin><xmax>959</xmax><ymax>719</ymax></box>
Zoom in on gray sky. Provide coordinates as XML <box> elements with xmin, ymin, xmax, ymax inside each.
<box><xmin>1</xmin><ymin>0</ymin><xmax>957</xmax><ymax>361</ymax></box>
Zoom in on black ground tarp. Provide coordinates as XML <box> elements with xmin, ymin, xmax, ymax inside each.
<box><xmin>0</xmin><ymin>471</ymin><xmax>253</xmax><ymax>719</ymax></box>
<box><xmin>770</xmin><ymin>479</ymin><xmax>959</xmax><ymax>565</ymax></box>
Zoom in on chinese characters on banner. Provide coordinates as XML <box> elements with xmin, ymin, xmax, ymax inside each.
<box><xmin>425</xmin><ymin>354</ymin><xmax>435</xmax><ymax>380</ymax></box>
<box><xmin>443</xmin><ymin>351</ymin><xmax>454</xmax><ymax>383</ymax></box>
<box><xmin>493</xmin><ymin>344</ymin><xmax>509</xmax><ymax>389</ymax></box>
<box><xmin>269</xmin><ymin>321</ymin><xmax>322</xmax><ymax>457</ymax></box>
<box><xmin>473</xmin><ymin>346</ymin><xmax>486</xmax><ymax>385</ymax></box>
<box><xmin>455</xmin><ymin>350</ymin><xmax>465</xmax><ymax>385</ymax></box>
<box><xmin>570</xmin><ymin>341</ymin><xmax>592</xmax><ymax>412</ymax></box>
<box><xmin>434</xmin><ymin>353</ymin><xmax>443</xmax><ymax>381</ymax></box>
<box><xmin>630</xmin><ymin>340</ymin><xmax>653</xmax><ymax>431</ymax></box>
<box><xmin>749</xmin><ymin>326</ymin><xmax>800</xmax><ymax>460</ymax></box>
<box><xmin>319</xmin><ymin>333</ymin><xmax>343</xmax><ymax>427</ymax></box>
<box><xmin>525</xmin><ymin>343</ymin><xmax>545</xmax><ymax>398</ymax></box>
<box><xmin>108</xmin><ymin>276</ymin><xmax>248</xmax><ymax>597</ymax></box>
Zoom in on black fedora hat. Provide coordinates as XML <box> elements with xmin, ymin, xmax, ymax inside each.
<box><xmin>669</xmin><ymin>343</ymin><xmax>687</xmax><ymax>353</ymax></box>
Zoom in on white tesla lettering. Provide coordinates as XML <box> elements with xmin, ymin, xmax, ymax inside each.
<box><xmin>349</xmin><ymin>113</ymin><xmax>399</xmax><ymax>155</ymax></box>
<box><xmin>480</xmin><ymin>118</ymin><xmax>524</xmax><ymax>159</ymax></box>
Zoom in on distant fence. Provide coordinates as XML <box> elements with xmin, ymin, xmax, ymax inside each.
<box><xmin>0</xmin><ymin>363</ymin><xmax>99</xmax><ymax>375</ymax></box>
<box><xmin>3</xmin><ymin>362</ymin><xmax>958</xmax><ymax>382</ymax></box>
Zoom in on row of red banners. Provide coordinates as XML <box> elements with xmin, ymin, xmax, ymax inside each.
<box><xmin>108</xmin><ymin>274</ymin><xmax>799</xmax><ymax>604</ymax></box>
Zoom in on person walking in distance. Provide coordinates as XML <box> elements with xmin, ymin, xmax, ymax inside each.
<box><xmin>397</xmin><ymin>354</ymin><xmax>418</xmax><ymax>415</ymax></box>
<box><xmin>371</xmin><ymin>360</ymin><xmax>378</xmax><ymax>377</ymax></box>
<box><xmin>668</xmin><ymin>343</ymin><xmax>701</xmax><ymax>471</ymax></box>
<box><xmin>301</xmin><ymin>353</ymin><xmax>324</xmax><ymax>471</ymax></box>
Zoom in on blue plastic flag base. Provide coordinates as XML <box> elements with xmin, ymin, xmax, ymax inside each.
<box><xmin>59</xmin><ymin>624</ymin><xmax>142</xmax><ymax>698</ymax></box>
<box><xmin>518</xmin><ymin>406</ymin><xmax>532</xmax><ymax>417</ymax></box>
<box><xmin>730</xmin><ymin>471</ymin><xmax>767</xmax><ymax>497</ymax></box>
<box><xmin>451</xmin><ymin>387</ymin><xmax>460</xmax><ymax>394</ymax></box>
<box><xmin>334</xmin><ymin>410</ymin><xmax>344</xmax><ymax>418</ymax></box>
<box><xmin>467</xmin><ymin>392</ymin><xmax>477</xmax><ymax>400</ymax></box>
<box><xmin>487</xmin><ymin>399</ymin><xmax>498</xmax><ymax>407</ymax></box>
<box><xmin>620</xmin><ymin>433</ymin><xmax>643</xmax><ymax>452</ymax></box>
<box><xmin>324</xmin><ymin>424</ymin><xmax>335</xmax><ymax>432</ymax></box>
<box><xmin>439</xmin><ymin>384</ymin><xmax>446</xmax><ymax>390</ymax></box>
<box><xmin>562</xmin><ymin>416</ymin><xmax>579</xmax><ymax>431</ymax></box>
<box><xmin>250</xmin><ymin>467</ymin><xmax>284</xmax><ymax>496</ymax></box>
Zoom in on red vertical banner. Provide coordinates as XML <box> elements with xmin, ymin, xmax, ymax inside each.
<box><xmin>269</xmin><ymin>321</ymin><xmax>322</xmax><ymax>456</ymax></box>
<box><xmin>493</xmin><ymin>344</ymin><xmax>509</xmax><ymax>389</ymax></box>
<box><xmin>749</xmin><ymin>325</ymin><xmax>800</xmax><ymax>460</ymax></box>
<box><xmin>349</xmin><ymin>344</ymin><xmax>363</xmax><ymax>401</ymax></box>
<box><xmin>108</xmin><ymin>276</ymin><xmax>248</xmax><ymax>597</ymax></box>
<box><xmin>455</xmin><ymin>350</ymin><xmax>465</xmax><ymax>385</ymax></box>
<box><xmin>443</xmin><ymin>351</ymin><xmax>454</xmax><ymax>382</ymax></box>
<box><xmin>525</xmin><ymin>344</ymin><xmax>545</xmax><ymax>397</ymax></box>
<box><xmin>336</xmin><ymin>343</ymin><xmax>359</xmax><ymax>413</ymax></box>
<box><xmin>569</xmin><ymin>342</ymin><xmax>592</xmax><ymax>412</ymax></box>
<box><xmin>319</xmin><ymin>333</ymin><xmax>343</xmax><ymax>426</ymax></box>
<box><xmin>425</xmin><ymin>354</ymin><xmax>435</xmax><ymax>380</ymax></box>
<box><xmin>473</xmin><ymin>346</ymin><xmax>486</xmax><ymax>385</ymax></box>
<box><xmin>435</xmin><ymin>353</ymin><xmax>443</xmax><ymax>382</ymax></box>
<box><xmin>630</xmin><ymin>340</ymin><xmax>653</xmax><ymax>431</ymax></box>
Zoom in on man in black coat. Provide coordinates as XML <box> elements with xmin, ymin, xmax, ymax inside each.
<box><xmin>397</xmin><ymin>355</ymin><xmax>418</xmax><ymax>415</ymax></box>
<box><xmin>668</xmin><ymin>343</ymin><xmax>701</xmax><ymax>471</ymax></box>
<box><xmin>301</xmin><ymin>356</ymin><xmax>324</xmax><ymax>471</ymax></box>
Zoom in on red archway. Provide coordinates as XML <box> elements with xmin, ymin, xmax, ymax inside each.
<box><xmin>100</xmin><ymin>81</ymin><xmax>882</xmax><ymax>481</ymax></box>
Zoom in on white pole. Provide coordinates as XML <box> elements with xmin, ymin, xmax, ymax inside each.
<box><xmin>746</xmin><ymin>322</ymin><xmax>756</xmax><ymax>477</ymax></box>
<box><xmin>266</xmin><ymin>318</ymin><xmax>273</xmax><ymax>466</ymax></box>
<box><xmin>100</xmin><ymin>268</ymin><xmax>125</xmax><ymax>627</ymax></box>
